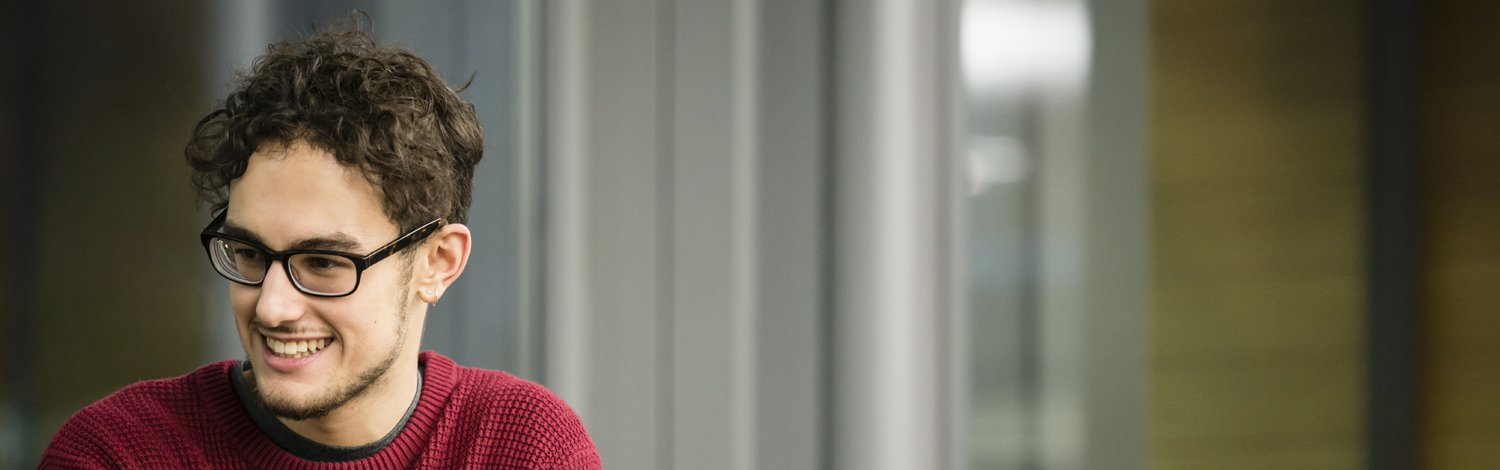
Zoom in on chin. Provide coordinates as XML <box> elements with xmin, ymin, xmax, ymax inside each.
<box><xmin>255</xmin><ymin>350</ymin><xmax>398</xmax><ymax>421</ymax></box>
<box><xmin>254</xmin><ymin>379</ymin><xmax>345</xmax><ymax>421</ymax></box>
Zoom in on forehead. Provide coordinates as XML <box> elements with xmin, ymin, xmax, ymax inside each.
<box><xmin>224</xmin><ymin>141</ymin><xmax>394</xmax><ymax>248</ymax></box>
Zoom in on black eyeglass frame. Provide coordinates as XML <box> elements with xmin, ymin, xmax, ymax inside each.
<box><xmin>199</xmin><ymin>210</ymin><xmax>446</xmax><ymax>298</ymax></box>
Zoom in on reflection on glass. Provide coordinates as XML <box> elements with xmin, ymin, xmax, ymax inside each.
<box><xmin>961</xmin><ymin>0</ymin><xmax>1091</xmax><ymax>468</ymax></box>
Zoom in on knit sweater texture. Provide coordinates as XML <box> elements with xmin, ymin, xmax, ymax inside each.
<box><xmin>40</xmin><ymin>351</ymin><xmax>601</xmax><ymax>469</ymax></box>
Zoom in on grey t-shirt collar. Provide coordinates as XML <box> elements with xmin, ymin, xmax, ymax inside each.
<box><xmin>229</xmin><ymin>360</ymin><xmax>424</xmax><ymax>462</ymax></box>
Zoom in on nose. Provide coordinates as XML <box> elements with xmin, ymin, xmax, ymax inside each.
<box><xmin>254</xmin><ymin>260</ymin><xmax>308</xmax><ymax>326</ymax></box>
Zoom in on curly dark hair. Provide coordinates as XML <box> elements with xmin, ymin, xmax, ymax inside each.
<box><xmin>185</xmin><ymin>19</ymin><xmax>483</xmax><ymax>231</ymax></box>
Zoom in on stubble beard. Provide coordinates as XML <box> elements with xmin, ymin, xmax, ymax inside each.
<box><xmin>252</xmin><ymin>257</ymin><xmax>415</xmax><ymax>421</ymax></box>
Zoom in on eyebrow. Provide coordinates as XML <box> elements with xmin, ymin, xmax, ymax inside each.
<box><xmin>221</xmin><ymin>220</ymin><xmax>365</xmax><ymax>253</ymax></box>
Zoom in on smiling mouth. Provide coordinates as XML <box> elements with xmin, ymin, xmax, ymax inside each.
<box><xmin>264</xmin><ymin>336</ymin><xmax>333</xmax><ymax>359</ymax></box>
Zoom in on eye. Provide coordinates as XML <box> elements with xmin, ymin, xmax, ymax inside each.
<box><xmin>233</xmin><ymin>248</ymin><xmax>264</xmax><ymax>261</ymax></box>
<box><xmin>295</xmin><ymin>254</ymin><xmax>353</xmax><ymax>274</ymax></box>
<box><xmin>307</xmin><ymin>257</ymin><xmax>340</xmax><ymax>270</ymax></box>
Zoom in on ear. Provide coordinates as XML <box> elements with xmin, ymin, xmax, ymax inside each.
<box><xmin>416</xmin><ymin>223</ymin><xmax>472</xmax><ymax>305</ymax></box>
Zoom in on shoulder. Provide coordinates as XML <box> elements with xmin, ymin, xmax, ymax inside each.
<box><xmin>68</xmin><ymin>360</ymin><xmax>230</xmax><ymax>426</ymax></box>
<box><xmin>453</xmin><ymin>366</ymin><xmax>584</xmax><ymax>434</ymax></box>
<box><xmin>446</xmin><ymin>363</ymin><xmax>601</xmax><ymax>469</ymax></box>
<box><xmin>458</xmin><ymin>367</ymin><xmax>569</xmax><ymax>412</ymax></box>
<box><xmin>40</xmin><ymin>361</ymin><xmax>235</xmax><ymax>467</ymax></box>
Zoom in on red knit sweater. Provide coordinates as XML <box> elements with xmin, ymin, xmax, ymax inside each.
<box><xmin>40</xmin><ymin>351</ymin><xmax>601</xmax><ymax>469</ymax></box>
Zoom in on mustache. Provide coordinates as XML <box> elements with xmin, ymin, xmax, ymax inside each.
<box><xmin>251</xmin><ymin>320</ymin><xmax>333</xmax><ymax>337</ymax></box>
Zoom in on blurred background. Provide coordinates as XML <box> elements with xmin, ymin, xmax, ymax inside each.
<box><xmin>0</xmin><ymin>0</ymin><xmax>1495</xmax><ymax>469</ymax></box>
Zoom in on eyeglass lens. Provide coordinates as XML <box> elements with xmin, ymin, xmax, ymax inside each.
<box><xmin>208</xmin><ymin>237</ymin><xmax>359</xmax><ymax>295</ymax></box>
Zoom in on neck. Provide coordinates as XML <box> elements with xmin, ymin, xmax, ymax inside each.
<box><xmin>278</xmin><ymin>354</ymin><xmax>421</xmax><ymax>447</ymax></box>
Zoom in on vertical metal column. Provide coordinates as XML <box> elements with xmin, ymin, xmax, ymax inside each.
<box><xmin>545</xmin><ymin>0</ymin><xmax>670</xmax><ymax>467</ymax></box>
<box><xmin>753</xmin><ymin>1</ymin><xmax>832</xmax><ymax>468</ymax></box>
<box><xmin>543</xmin><ymin>0</ymin><xmax>592</xmax><ymax>413</ymax></box>
<box><xmin>666</xmin><ymin>0</ymin><xmax>761</xmax><ymax>468</ymax></box>
<box><xmin>831</xmin><ymin>1</ymin><xmax>957</xmax><ymax>469</ymax></box>
<box><xmin>3</xmin><ymin>1</ymin><xmax>44</xmax><ymax>465</ymax></box>
<box><xmin>1074</xmin><ymin>0</ymin><xmax>1149</xmax><ymax>467</ymax></box>
<box><xmin>203</xmin><ymin>0</ymin><xmax>274</xmax><ymax>364</ymax></box>
<box><xmin>1366</xmin><ymin>0</ymin><xmax>1420</xmax><ymax>467</ymax></box>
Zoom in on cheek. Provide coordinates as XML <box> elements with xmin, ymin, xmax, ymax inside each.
<box><xmin>325</xmin><ymin>295</ymin><xmax>386</xmax><ymax>341</ymax></box>
<box><xmin>334</xmin><ymin>298</ymin><xmax>408</xmax><ymax>354</ymax></box>
<box><xmin>229</xmin><ymin>285</ymin><xmax>259</xmax><ymax>320</ymax></box>
<box><xmin>347</xmin><ymin>300</ymin><xmax>392</xmax><ymax>332</ymax></box>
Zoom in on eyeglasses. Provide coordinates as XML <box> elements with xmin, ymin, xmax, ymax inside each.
<box><xmin>199</xmin><ymin>211</ymin><xmax>445</xmax><ymax>297</ymax></box>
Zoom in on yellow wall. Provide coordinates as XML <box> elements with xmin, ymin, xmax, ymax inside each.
<box><xmin>1421</xmin><ymin>1</ymin><xmax>1500</xmax><ymax>467</ymax></box>
<box><xmin>2</xmin><ymin>2</ymin><xmax>211</xmax><ymax>462</ymax></box>
<box><xmin>1151</xmin><ymin>0</ymin><xmax>1367</xmax><ymax>467</ymax></box>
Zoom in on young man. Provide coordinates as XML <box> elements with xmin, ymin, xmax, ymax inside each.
<box><xmin>40</xmin><ymin>24</ymin><xmax>600</xmax><ymax>469</ymax></box>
